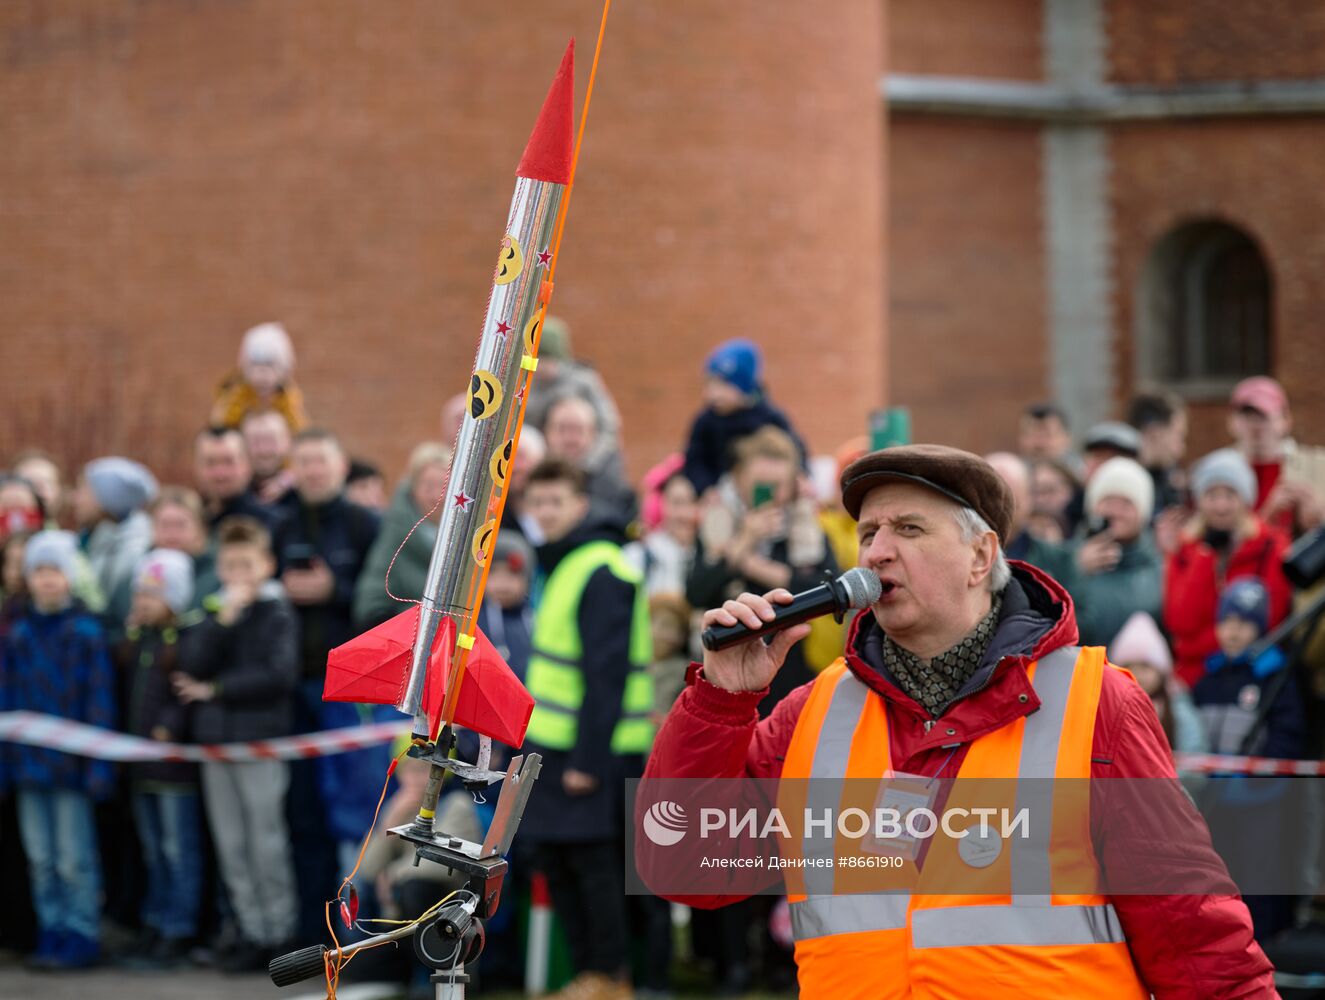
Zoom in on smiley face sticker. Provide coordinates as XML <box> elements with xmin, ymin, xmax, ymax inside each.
<box><xmin>494</xmin><ymin>235</ymin><xmax>524</xmax><ymax>286</ymax></box>
<box><xmin>468</xmin><ymin>370</ymin><xmax>504</xmax><ymax>420</ymax></box>
<box><xmin>523</xmin><ymin>310</ymin><xmax>544</xmax><ymax>355</ymax></box>
<box><xmin>489</xmin><ymin>439</ymin><xmax>515</xmax><ymax>490</ymax></box>
<box><xmin>471</xmin><ymin>519</ymin><xmax>498</xmax><ymax>566</ymax></box>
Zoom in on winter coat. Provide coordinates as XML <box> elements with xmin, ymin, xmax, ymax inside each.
<box><xmin>210</xmin><ymin>372</ymin><xmax>307</xmax><ymax>432</ymax></box>
<box><xmin>1163</xmin><ymin>520</ymin><xmax>1292</xmax><ymax>687</ymax></box>
<box><xmin>520</xmin><ymin>515</ymin><xmax>644</xmax><ymax>843</ymax></box>
<box><xmin>1003</xmin><ymin>529</ymin><xmax>1075</xmax><ymax>585</ymax></box>
<box><xmin>1</xmin><ymin>600</ymin><xmax>116</xmax><ymax>799</ymax></box>
<box><xmin>624</xmin><ymin>530</ymin><xmax>694</xmax><ymax>598</ymax></box>
<box><xmin>583</xmin><ymin>465</ymin><xmax>639</xmax><ymax>533</ymax></box>
<box><xmin>205</xmin><ymin>489</ymin><xmax>280</xmax><ymax>535</ymax></box>
<box><xmin>479</xmin><ymin>598</ymin><xmax>532</xmax><ymax>684</ymax></box>
<box><xmin>273</xmin><ymin>493</ymin><xmax>380</xmax><ymax>678</ymax></box>
<box><xmin>177</xmin><ymin>583</ymin><xmax>298</xmax><ymax>743</ymax></box>
<box><xmin>114</xmin><ymin>620</ymin><xmax>200</xmax><ymax>786</ymax></box>
<box><xmin>353</xmin><ymin>482</ymin><xmax>437</xmax><ymax>630</ymax></box>
<box><xmin>191</xmin><ymin>548</ymin><xmax>219</xmax><ymax>610</ymax></box>
<box><xmin>1064</xmin><ymin>533</ymin><xmax>1164</xmax><ymax>648</ymax></box>
<box><xmin>641</xmin><ymin>561</ymin><xmax>1275</xmax><ymax>997</ymax></box>
<box><xmin>85</xmin><ymin>509</ymin><xmax>154</xmax><ymax>628</ymax></box>
<box><xmin>1193</xmin><ymin>645</ymin><xmax>1306</xmax><ymax>760</ymax></box>
<box><xmin>682</xmin><ymin>398</ymin><xmax>807</xmax><ymax>496</ymax></box>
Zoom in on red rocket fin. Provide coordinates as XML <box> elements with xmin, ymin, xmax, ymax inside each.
<box><xmin>516</xmin><ymin>39</ymin><xmax>575</xmax><ymax>185</ymax></box>
<box><xmin>325</xmin><ymin>606</ymin><xmax>534</xmax><ymax>748</ymax></box>
<box><xmin>426</xmin><ymin>623</ymin><xmax>535</xmax><ymax>747</ymax></box>
<box><xmin>324</xmin><ymin>607</ymin><xmax>421</xmax><ymax>706</ymax></box>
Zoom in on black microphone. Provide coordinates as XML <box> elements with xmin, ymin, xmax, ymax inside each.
<box><xmin>700</xmin><ymin>567</ymin><xmax>882</xmax><ymax>652</ymax></box>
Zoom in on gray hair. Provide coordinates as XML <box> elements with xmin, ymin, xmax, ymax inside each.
<box><xmin>952</xmin><ymin>507</ymin><xmax>1011</xmax><ymax>592</ymax></box>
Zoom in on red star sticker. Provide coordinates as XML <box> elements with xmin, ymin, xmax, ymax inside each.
<box><xmin>452</xmin><ymin>491</ymin><xmax>475</xmax><ymax>512</ymax></box>
<box><xmin>495</xmin><ymin>320</ymin><xmax>512</xmax><ymax>336</ymax></box>
<box><xmin>536</xmin><ymin>248</ymin><xmax>552</xmax><ymax>267</ymax></box>
<box><xmin>515</xmin><ymin>385</ymin><xmax>527</xmax><ymax>403</ymax></box>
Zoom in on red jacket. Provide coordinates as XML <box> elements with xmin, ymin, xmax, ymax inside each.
<box><xmin>1163</xmin><ymin>520</ymin><xmax>1292</xmax><ymax>688</ymax></box>
<box><xmin>641</xmin><ymin>562</ymin><xmax>1276</xmax><ymax>999</ymax></box>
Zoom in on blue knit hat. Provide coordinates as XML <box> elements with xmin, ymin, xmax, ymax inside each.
<box><xmin>705</xmin><ymin>339</ymin><xmax>762</xmax><ymax>396</ymax></box>
<box><xmin>1217</xmin><ymin>576</ymin><xmax>1270</xmax><ymax>635</ymax></box>
<box><xmin>23</xmin><ymin>530</ymin><xmax>80</xmax><ymax>581</ymax></box>
<box><xmin>84</xmin><ymin>457</ymin><xmax>159</xmax><ymax>521</ymax></box>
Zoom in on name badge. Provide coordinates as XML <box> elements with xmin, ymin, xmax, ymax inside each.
<box><xmin>864</xmin><ymin>773</ymin><xmax>938</xmax><ymax>862</ymax></box>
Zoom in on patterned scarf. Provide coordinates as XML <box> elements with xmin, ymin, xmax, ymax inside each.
<box><xmin>883</xmin><ymin>592</ymin><xmax>1004</xmax><ymax>718</ymax></box>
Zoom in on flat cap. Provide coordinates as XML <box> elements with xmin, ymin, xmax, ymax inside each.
<box><xmin>840</xmin><ymin>444</ymin><xmax>1015</xmax><ymax>545</ymax></box>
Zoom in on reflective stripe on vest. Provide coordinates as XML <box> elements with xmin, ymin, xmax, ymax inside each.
<box><xmin>909</xmin><ymin>901</ymin><xmax>1124</xmax><ymax>949</ymax></box>
<box><xmin>780</xmin><ymin>645</ymin><xmax>1148</xmax><ymax>1000</ymax></box>
<box><xmin>525</xmin><ymin>541</ymin><xmax>654</xmax><ymax>754</ymax></box>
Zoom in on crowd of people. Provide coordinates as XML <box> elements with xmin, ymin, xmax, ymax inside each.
<box><xmin>1</xmin><ymin>319</ymin><xmax>1323</xmax><ymax>998</ymax></box>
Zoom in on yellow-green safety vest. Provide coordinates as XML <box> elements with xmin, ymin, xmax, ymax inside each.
<box><xmin>525</xmin><ymin>540</ymin><xmax>655</xmax><ymax>754</ymax></box>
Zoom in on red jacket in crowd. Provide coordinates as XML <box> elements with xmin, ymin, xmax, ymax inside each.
<box><xmin>1163</xmin><ymin>519</ymin><xmax>1292</xmax><ymax>688</ymax></box>
<box><xmin>641</xmin><ymin>562</ymin><xmax>1275</xmax><ymax>999</ymax></box>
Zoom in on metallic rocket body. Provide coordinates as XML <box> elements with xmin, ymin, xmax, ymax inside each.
<box><xmin>397</xmin><ymin>43</ymin><xmax>576</xmax><ymax>736</ymax></box>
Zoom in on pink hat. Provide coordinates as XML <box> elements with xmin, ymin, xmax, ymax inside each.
<box><xmin>1108</xmin><ymin>612</ymin><xmax>1173</xmax><ymax>674</ymax></box>
<box><xmin>640</xmin><ymin>453</ymin><xmax>686</xmax><ymax>532</ymax></box>
<box><xmin>1230</xmin><ymin>376</ymin><xmax>1288</xmax><ymax>417</ymax></box>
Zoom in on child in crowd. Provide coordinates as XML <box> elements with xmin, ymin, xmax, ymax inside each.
<box><xmin>1</xmin><ymin>530</ymin><xmax>116</xmax><ymax>969</ymax></box>
<box><xmin>149</xmin><ymin>486</ymin><xmax>216</xmax><ymax>607</ymax></box>
<box><xmin>0</xmin><ymin>474</ymin><xmax>45</xmax><ymax>541</ymax></box>
<box><xmin>681</xmin><ymin>338</ymin><xmax>806</xmax><ymax>496</ymax></box>
<box><xmin>482</xmin><ymin>532</ymin><xmax>535</xmax><ymax>683</ymax></box>
<box><xmin>174</xmin><ymin>516</ymin><xmax>299</xmax><ymax>970</ymax></box>
<box><xmin>1192</xmin><ymin>577</ymin><xmax>1305</xmax><ymax>761</ymax></box>
<box><xmin>211</xmin><ymin>321</ymin><xmax>308</xmax><ymax>431</ymax></box>
<box><xmin>1</xmin><ymin>530</ymin><xmax>31</xmax><ymax>630</ymax></box>
<box><xmin>116</xmin><ymin>549</ymin><xmax>203</xmax><ymax>967</ymax></box>
<box><xmin>1108</xmin><ymin>611</ymin><xmax>1205</xmax><ymax>753</ymax></box>
<box><xmin>10</xmin><ymin>449</ymin><xmax>65</xmax><ymax>525</ymax></box>
<box><xmin>647</xmin><ymin>593</ymin><xmax>692</xmax><ymax>725</ymax></box>
<box><xmin>1192</xmin><ymin>576</ymin><xmax>1307</xmax><ymax>943</ymax></box>
<box><xmin>628</xmin><ymin>457</ymin><xmax>700</xmax><ymax>597</ymax></box>
<box><xmin>75</xmin><ymin>456</ymin><xmax>158</xmax><ymax>626</ymax></box>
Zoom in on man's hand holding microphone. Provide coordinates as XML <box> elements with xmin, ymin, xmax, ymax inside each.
<box><xmin>699</xmin><ymin>568</ymin><xmax>882</xmax><ymax>692</ymax></box>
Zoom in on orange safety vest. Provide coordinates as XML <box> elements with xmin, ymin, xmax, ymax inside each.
<box><xmin>778</xmin><ymin>646</ymin><xmax>1149</xmax><ymax>999</ymax></box>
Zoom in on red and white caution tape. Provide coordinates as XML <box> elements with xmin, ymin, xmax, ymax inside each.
<box><xmin>1173</xmin><ymin>751</ymin><xmax>1325</xmax><ymax>777</ymax></box>
<box><xmin>4</xmin><ymin>711</ymin><xmax>1322</xmax><ymax>775</ymax></box>
<box><xmin>0</xmin><ymin>711</ymin><xmax>406</xmax><ymax>763</ymax></box>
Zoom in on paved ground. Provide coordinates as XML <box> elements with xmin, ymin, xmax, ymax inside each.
<box><xmin>0</xmin><ymin>966</ymin><xmax>403</xmax><ymax>1000</ymax></box>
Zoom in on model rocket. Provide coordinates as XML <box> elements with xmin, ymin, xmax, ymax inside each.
<box><xmin>322</xmin><ymin>42</ymin><xmax>578</xmax><ymax>747</ymax></box>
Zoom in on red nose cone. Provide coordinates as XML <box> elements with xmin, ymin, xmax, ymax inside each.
<box><xmin>516</xmin><ymin>39</ymin><xmax>575</xmax><ymax>185</ymax></box>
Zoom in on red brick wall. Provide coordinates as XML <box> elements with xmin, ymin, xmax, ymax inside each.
<box><xmin>890</xmin><ymin>0</ymin><xmax>1043</xmax><ymax>80</ymax></box>
<box><xmin>1110</xmin><ymin>118</ymin><xmax>1325</xmax><ymax>459</ymax></box>
<box><xmin>0</xmin><ymin>0</ymin><xmax>887</xmax><ymax>487</ymax></box>
<box><xmin>1108</xmin><ymin>0</ymin><xmax>1325</xmax><ymax>84</ymax></box>
<box><xmin>886</xmin><ymin>0</ymin><xmax>1048</xmax><ymax>456</ymax></box>
<box><xmin>887</xmin><ymin>117</ymin><xmax>1047</xmax><ymax>454</ymax></box>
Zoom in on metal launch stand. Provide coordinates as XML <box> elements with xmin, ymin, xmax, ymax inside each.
<box><xmin>269</xmin><ymin>728</ymin><xmax>542</xmax><ymax>1000</ymax></box>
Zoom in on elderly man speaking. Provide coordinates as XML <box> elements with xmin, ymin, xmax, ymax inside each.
<box><xmin>641</xmin><ymin>445</ymin><xmax>1274</xmax><ymax>998</ymax></box>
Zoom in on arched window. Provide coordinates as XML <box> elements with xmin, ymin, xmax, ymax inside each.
<box><xmin>1134</xmin><ymin>219</ymin><xmax>1272</xmax><ymax>395</ymax></box>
